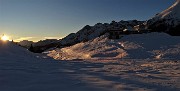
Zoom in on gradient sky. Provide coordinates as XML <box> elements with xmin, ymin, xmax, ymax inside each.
<box><xmin>0</xmin><ymin>0</ymin><xmax>175</xmax><ymax>42</ymax></box>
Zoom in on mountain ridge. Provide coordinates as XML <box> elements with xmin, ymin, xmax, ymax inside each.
<box><xmin>147</xmin><ymin>0</ymin><xmax>180</xmax><ymax>35</ymax></box>
<box><xmin>18</xmin><ymin>0</ymin><xmax>180</xmax><ymax>53</ymax></box>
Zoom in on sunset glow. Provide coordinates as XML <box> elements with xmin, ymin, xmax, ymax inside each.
<box><xmin>1</xmin><ymin>35</ymin><xmax>9</xmax><ymax>41</ymax></box>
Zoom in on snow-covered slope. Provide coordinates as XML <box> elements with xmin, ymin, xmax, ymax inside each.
<box><xmin>147</xmin><ymin>0</ymin><xmax>180</xmax><ymax>34</ymax></box>
<box><xmin>0</xmin><ymin>41</ymin><xmax>105</xmax><ymax>91</ymax></box>
<box><xmin>48</xmin><ymin>34</ymin><xmax>127</xmax><ymax>60</ymax></box>
<box><xmin>48</xmin><ymin>33</ymin><xmax>180</xmax><ymax>60</ymax></box>
<box><xmin>155</xmin><ymin>0</ymin><xmax>180</xmax><ymax>20</ymax></box>
<box><xmin>1</xmin><ymin>39</ymin><xmax>180</xmax><ymax>91</ymax></box>
<box><xmin>0</xmin><ymin>41</ymin><xmax>36</xmax><ymax>59</ymax></box>
<box><xmin>0</xmin><ymin>40</ymin><xmax>109</xmax><ymax>91</ymax></box>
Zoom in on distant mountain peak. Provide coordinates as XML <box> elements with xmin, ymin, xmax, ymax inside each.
<box><xmin>147</xmin><ymin>0</ymin><xmax>180</xmax><ymax>35</ymax></box>
<box><xmin>154</xmin><ymin>0</ymin><xmax>180</xmax><ymax>19</ymax></box>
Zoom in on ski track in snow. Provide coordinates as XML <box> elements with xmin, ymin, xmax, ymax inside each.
<box><xmin>0</xmin><ymin>41</ymin><xmax>180</xmax><ymax>91</ymax></box>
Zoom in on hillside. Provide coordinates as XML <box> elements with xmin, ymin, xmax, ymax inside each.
<box><xmin>1</xmin><ymin>1</ymin><xmax>180</xmax><ymax>91</ymax></box>
<box><xmin>147</xmin><ymin>0</ymin><xmax>180</xmax><ymax>35</ymax></box>
<box><xmin>60</xmin><ymin>20</ymin><xmax>144</xmax><ymax>46</ymax></box>
<box><xmin>0</xmin><ymin>41</ymin><xmax>110</xmax><ymax>91</ymax></box>
<box><xmin>47</xmin><ymin>33</ymin><xmax>180</xmax><ymax>60</ymax></box>
<box><xmin>1</xmin><ymin>40</ymin><xmax>180</xmax><ymax>91</ymax></box>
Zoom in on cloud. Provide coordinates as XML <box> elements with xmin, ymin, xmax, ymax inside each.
<box><xmin>44</xmin><ymin>37</ymin><xmax>62</xmax><ymax>39</ymax></box>
<box><xmin>14</xmin><ymin>36</ymin><xmax>64</xmax><ymax>42</ymax></box>
<box><xmin>15</xmin><ymin>37</ymin><xmax>35</xmax><ymax>42</ymax></box>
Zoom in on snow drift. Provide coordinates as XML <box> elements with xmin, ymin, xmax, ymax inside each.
<box><xmin>47</xmin><ymin>33</ymin><xmax>180</xmax><ymax>60</ymax></box>
<box><xmin>1</xmin><ymin>40</ymin><xmax>180</xmax><ymax>91</ymax></box>
<box><xmin>0</xmin><ymin>41</ymin><xmax>105</xmax><ymax>91</ymax></box>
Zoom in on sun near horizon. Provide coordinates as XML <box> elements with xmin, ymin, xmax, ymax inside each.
<box><xmin>0</xmin><ymin>0</ymin><xmax>175</xmax><ymax>42</ymax></box>
<box><xmin>1</xmin><ymin>35</ymin><xmax>9</xmax><ymax>41</ymax></box>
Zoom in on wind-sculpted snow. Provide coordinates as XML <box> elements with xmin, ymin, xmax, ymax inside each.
<box><xmin>47</xmin><ymin>33</ymin><xmax>180</xmax><ymax>60</ymax></box>
<box><xmin>0</xmin><ymin>40</ymin><xmax>180</xmax><ymax>91</ymax></box>
<box><xmin>48</xmin><ymin>34</ymin><xmax>128</xmax><ymax>60</ymax></box>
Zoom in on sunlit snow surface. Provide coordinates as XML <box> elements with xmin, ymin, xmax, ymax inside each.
<box><xmin>48</xmin><ymin>33</ymin><xmax>180</xmax><ymax>60</ymax></box>
<box><xmin>1</xmin><ymin>1</ymin><xmax>180</xmax><ymax>90</ymax></box>
<box><xmin>0</xmin><ymin>33</ymin><xmax>179</xmax><ymax>91</ymax></box>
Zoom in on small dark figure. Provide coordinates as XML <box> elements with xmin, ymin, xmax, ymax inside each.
<box><xmin>29</xmin><ymin>44</ymin><xmax>34</xmax><ymax>52</ymax></box>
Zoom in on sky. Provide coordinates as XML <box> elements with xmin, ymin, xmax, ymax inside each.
<box><xmin>0</xmin><ymin>0</ymin><xmax>175</xmax><ymax>42</ymax></box>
